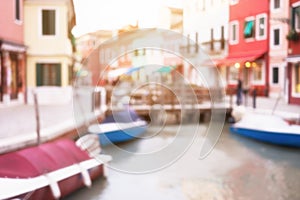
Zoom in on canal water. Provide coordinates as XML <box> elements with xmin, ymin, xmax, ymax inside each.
<box><xmin>63</xmin><ymin>123</ymin><xmax>300</xmax><ymax>200</ymax></box>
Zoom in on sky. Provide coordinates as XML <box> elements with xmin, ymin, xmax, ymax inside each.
<box><xmin>72</xmin><ymin>0</ymin><xmax>183</xmax><ymax>37</ymax></box>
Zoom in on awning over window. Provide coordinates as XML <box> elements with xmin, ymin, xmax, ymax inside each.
<box><xmin>217</xmin><ymin>50</ymin><xmax>266</xmax><ymax>66</ymax></box>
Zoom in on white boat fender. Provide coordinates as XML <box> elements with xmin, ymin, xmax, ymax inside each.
<box><xmin>78</xmin><ymin>163</ymin><xmax>92</xmax><ymax>187</ymax></box>
<box><xmin>45</xmin><ymin>174</ymin><xmax>61</xmax><ymax>199</ymax></box>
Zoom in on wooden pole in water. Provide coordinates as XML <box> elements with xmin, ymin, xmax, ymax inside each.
<box><xmin>33</xmin><ymin>91</ymin><xmax>41</xmax><ymax>145</ymax></box>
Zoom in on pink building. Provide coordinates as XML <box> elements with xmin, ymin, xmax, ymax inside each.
<box><xmin>0</xmin><ymin>0</ymin><xmax>26</xmax><ymax>104</ymax></box>
<box><xmin>268</xmin><ymin>0</ymin><xmax>290</xmax><ymax>99</ymax></box>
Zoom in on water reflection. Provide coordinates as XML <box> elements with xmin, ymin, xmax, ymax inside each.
<box><xmin>63</xmin><ymin>124</ymin><xmax>300</xmax><ymax>200</ymax></box>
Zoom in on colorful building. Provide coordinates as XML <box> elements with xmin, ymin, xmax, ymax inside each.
<box><xmin>0</xmin><ymin>0</ymin><xmax>27</xmax><ymax>104</ymax></box>
<box><xmin>183</xmin><ymin>0</ymin><xmax>229</xmax><ymax>86</ymax></box>
<box><xmin>218</xmin><ymin>0</ymin><xmax>269</xmax><ymax>96</ymax></box>
<box><xmin>24</xmin><ymin>0</ymin><xmax>76</xmax><ymax>103</ymax></box>
<box><xmin>75</xmin><ymin>30</ymin><xmax>113</xmax><ymax>86</ymax></box>
<box><xmin>269</xmin><ymin>0</ymin><xmax>290</xmax><ymax>99</ymax></box>
<box><xmin>286</xmin><ymin>0</ymin><xmax>300</xmax><ymax>105</ymax></box>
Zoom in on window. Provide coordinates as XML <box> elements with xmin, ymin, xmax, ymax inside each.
<box><xmin>294</xmin><ymin>6</ymin><xmax>300</xmax><ymax>32</ymax></box>
<box><xmin>273</xmin><ymin>0</ymin><xmax>280</xmax><ymax>9</ymax></box>
<box><xmin>228</xmin><ymin>66</ymin><xmax>239</xmax><ymax>83</ymax></box>
<box><xmin>244</xmin><ymin>19</ymin><xmax>255</xmax><ymax>39</ymax></box>
<box><xmin>134</xmin><ymin>49</ymin><xmax>138</xmax><ymax>56</ymax></box>
<box><xmin>15</xmin><ymin>0</ymin><xmax>21</xmax><ymax>21</ymax></box>
<box><xmin>68</xmin><ymin>65</ymin><xmax>73</xmax><ymax>85</ymax></box>
<box><xmin>229</xmin><ymin>21</ymin><xmax>239</xmax><ymax>44</ymax></box>
<box><xmin>252</xmin><ymin>61</ymin><xmax>264</xmax><ymax>83</ymax></box>
<box><xmin>36</xmin><ymin>63</ymin><xmax>61</xmax><ymax>86</ymax></box>
<box><xmin>294</xmin><ymin>63</ymin><xmax>300</xmax><ymax>95</ymax></box>
<box><xmin>42</xmin><ymin>9</ymin><xmax>56</xmax><ymax>36</ymax></box>
<box><xmin>272</xmin><ymin>67</ymin><xmax>279</xmax><ymax>84</ymax></box>
<box><xmin>273</xmin><ymin>28</ymin><xmax>280</xmax><ymax>46</ymax></box>
<box><xmin>202</xmin><ymin>0</ymin><xmax>206</xmax><ymax>11</ymax></box>
<box><xmin>256</xmin><ymin>14</ymin><xmax>267</xmax><ymax>40</ymax></box>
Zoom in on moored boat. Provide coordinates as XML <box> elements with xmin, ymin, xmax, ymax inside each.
<box><xmin>0</xmin><ymin>138</ymin><xmax>111</xmax><ymax>200</ymax></box>
<box><xmin>88</xmin><ymin>108</ymin><xmax>148</xmax><ymax>145</ymax></box>
<box><xmin>88</xmin><ymin>120</ymin><xmax>148</xmax><ymax>146</ymax></box>
<box><xmin>230</xmin><ymin>113</ymin><xmax>300</xmax><ymax>147</ymax></box>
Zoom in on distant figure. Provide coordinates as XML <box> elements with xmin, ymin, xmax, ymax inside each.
<box><xmin>236</xmin><ymin>79</ymin><xmax>243</xmax><ymax>105</ymax></box>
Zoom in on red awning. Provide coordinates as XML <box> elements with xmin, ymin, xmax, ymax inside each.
<box><xmin>217</xmin><ymin>50</ymin><xmax>266</xmax><ymax>66</ymax></box>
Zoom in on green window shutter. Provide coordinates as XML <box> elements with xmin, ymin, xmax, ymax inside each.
<box><xmin>244</xmin><ymin>21</ymin><xmax>254</xmax><ymax>37</ymax></box>
<box><xmin>36</xmin><ymin>63</ymin><xmax>42</xmax><ymax>86</ymax></box>
<box><xmin>295</xmin><ymin>6</ymin><xmax>300</xmax><ymax>30</ymax></box>
<box><xmin>295</xmin><ymin>6</ymin><xmax>300</xmax><ymax>16</ymax></box>
<box><xmin>290</xmin><ymin>7</ymin><xmax>300</xmax><ymax>30</ymax></box>
<box><xmin>291</xmin><ymin>7</ymin><xmax>295</xmax><ymax>30</ymax></box>
<box><xmin>55</xmin><ymin>64</ymin><xmax>61</xmax><ymax>86</ymax></box>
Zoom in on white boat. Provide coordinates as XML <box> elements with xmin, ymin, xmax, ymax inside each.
<box><xmin>88</xmin><ymin>108</ymin><xmax>148</xmax><ymax>146</ymax></box>
<box><xmin>230</xmin><ymin>113</ymin><xmax>300</xmax><ymax>147</ymax></box>
<box><xmin>88</xmin><ymin>120</ymin><xmax>148</xmax><ymax>146</ymax></box>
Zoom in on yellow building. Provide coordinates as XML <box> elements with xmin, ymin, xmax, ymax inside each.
<box><xmin>24</xmin><ymin>0</ymin><xmax>75</xmax><ymax>102</ymax></box>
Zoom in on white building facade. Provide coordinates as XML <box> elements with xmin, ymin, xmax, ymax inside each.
<box><xmin>183</xmin><ymin>0</ymin><xmax>229</xmax><ymax>86</ymax></box>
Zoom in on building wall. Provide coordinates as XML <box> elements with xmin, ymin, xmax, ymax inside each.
<box><xmin>226</xmin><ymin>0</ymin><xmax>269</xmax><ymax>96</ymax></box>
<box><xmin>24</xmin><ymin>0</ymin><xmax>75</xmax><ymax>104</ymax></box>
<box><xmin>184</xmin><ymin>0</ymin><xmax>229</xmax><ymax>44</ymax></box>
<box><xmin>183</xmin><ymin>0</ymin><xmax>229</xmax><ymax>87</ymax></box>
<box><xmin>24</xmin><ymin>0</ymin><xmax>74</xmax><ymax>89</ymax></box>
<box><xmin>268</xmin><ymin>0</ymin><xmax>289</xmax><ymax>98</ymax></box>
<box><xmin>287</xmin><ymin>0</ymin><xmax>300</xmax><ymax>105</ymax></box>
<box><xmin>289</xmin><ymin>0</ymin><xmax>300</xmax><ymax>55</ymax></box>
<box><xmin>0</xmin><ymin>0</ymin><xmax>24</xmax><ymax>44</ymax></box>
<box><xmin>24</xmin><ymin>1</ymin><xmax>73</xmax><ymax>56</ymax></box>
<box><xmin>229</xmin><ymin>0</ymin><xmax>269</xmax><ymax>54</ymax></box>
<box><xmin>26</xmin><ymin>56</ymin><xmax>72</xmax><ymax>87</ymax></box>
<box><xmin>0</xmin><ymin>0</ymin><xmax>26</xmax><ymax>104</ymax></box>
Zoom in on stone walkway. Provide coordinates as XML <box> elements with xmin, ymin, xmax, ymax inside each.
<box><xmin>0</xmin><ymin>95</ymin><xmax>299</xmax><ymax>154</ymax></box>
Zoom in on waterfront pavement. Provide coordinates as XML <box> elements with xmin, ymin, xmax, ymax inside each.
<box><xmin>227</xmin><ymin>95</ymin><xmax>300</xmax><ymax>121</ymax></box>
<box><xmin>0</xmin><ymin>96</ymin><xmax>299</xmax><ymax>154</ymax></box>
<box><xmin>0</xmin><ymin>102</ymin><xmax>105</xmax><ymax>154</ymax></box>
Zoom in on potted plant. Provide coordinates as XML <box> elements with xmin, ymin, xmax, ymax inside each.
<box><xmin>286</xmin><ymin>29</ymin><xmax>299</xmax><ymax>41</ymax></box>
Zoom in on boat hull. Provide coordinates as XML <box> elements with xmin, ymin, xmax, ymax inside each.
<box><xmin>97</xmin><ymin>124</ymin><xmax>147</xmax><ymax>146</ymax></box>
<box><xmin>12</xmin><ymin>165</ymin><xmax>104</xmax><ymax>200</ymax></box>
<box><xmin>92</xmin><ymin>108</ymin><xmax>148</xmax><ymax>145</ymax></box>
<box><xmin>0</xmin><ymin>139</ymin><xmax>108</xmax><ymax>200</ymax></box>
<box><xmin>230</xmin><ymin>126</ymin><xmax>300</xmax><ymax>147</ymax></box>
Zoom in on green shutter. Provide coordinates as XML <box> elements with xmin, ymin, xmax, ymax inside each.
<box><xmin>291</xmin><ymin>7</ymin><xmax>295</xmax><ymax>30</ymax></box>
<box><xmin>244</xmin><ymin>21</ymin><xmax>254</xmax><ymax>37</ymax></box>
<box><xmin>55</xmin><ymin>64</ymin><xmax>61</xmax><ymax>86</ymax></box>
<box><xmin>36</xmin><ymin>63</ymin><xmax>42</xmax><ymax>86</ymax></box>
<box><xmin>295</xmin><ymin>6</ymin><xmax>300</xmax><ymax>15</ymax></box>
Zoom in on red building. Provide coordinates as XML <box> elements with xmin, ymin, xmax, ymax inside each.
<box><xmin>286</xmin><ymin>0</ymin><xmax>300</xmax><ymax>105</ymax></box>
<box><xmin>0</xmin><ymin>0</ymin><xmax>26</xmax><ymax>104</ymax></box>
<box><xmin>218</xmin><ymin>0</ymin><xmax>269</xmax><ymax>96</ymax></box>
